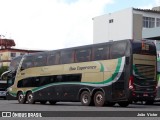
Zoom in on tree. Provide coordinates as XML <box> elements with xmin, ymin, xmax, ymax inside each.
<box><xmin>0</xmin><ymin>66</ymin><xmax>8</xmax><ymax>76</ymax></box>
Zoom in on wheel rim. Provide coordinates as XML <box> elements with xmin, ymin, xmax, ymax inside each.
<box><xmin>96</xmin><ymin>94</ymin><xmax>103</xmax><ymax>104</ymax></box>
<box><xmin>82</xmin><ymin>94</ymin><xmax>89</xmax><ymax>104</ymax></box>
<box><xmin>28</xmin><ymin>94</ymin><xmax>33</xmax><ymax>102</ymax></box>
<box><xmin>19</xmin><ymin>94</ymin><xmax>24</xmax><ymax>102</ymax></box>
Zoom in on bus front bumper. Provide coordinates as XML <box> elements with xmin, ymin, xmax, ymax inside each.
<box><xmin>129</xmin><ymin>92</ymin><xmax>156</xmax><ymax>101</ymax></box>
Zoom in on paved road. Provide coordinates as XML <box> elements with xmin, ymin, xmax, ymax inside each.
<box><xmin>0</xmin><ymin>99</ymin><xmax>160</xmax><ymax>120</ymax></box>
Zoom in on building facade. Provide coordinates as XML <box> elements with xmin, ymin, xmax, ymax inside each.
<box><xmin>0</xmin><ymin>38</ymin><xmax>43</xmax><ymax>67</ymax></box>
<box><xmin>93</xmin><ymin>7</ymin><xmax>160</xmax><ymax>56</ymax></box>
<box><xmin>0</xmin><ymin>48</ymin><xmax>42</xmax><ymax>67</ymax></box>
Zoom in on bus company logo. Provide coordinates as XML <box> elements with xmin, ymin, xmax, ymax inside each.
<box><xmin>2</xmin><ymin>112</ymin><xmax>11</xmax><ymax>117</ymax></box>
<box><xmin>69</xmin><ymin>66</ymin><xmax>97</xmax><ymax>71</ymax></box>
<box><xmin>1</xmin><ymin>112</ymin><xmax>42</xmax><ymax>118</ymax></box>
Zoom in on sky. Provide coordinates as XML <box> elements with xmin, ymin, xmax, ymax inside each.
<box><xmin>0</xmin><ymin>0</ymin><xmax>160</xmax><ymax>50</ymax></box>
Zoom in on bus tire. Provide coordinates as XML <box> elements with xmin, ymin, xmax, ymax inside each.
<box><xmin>94</xmin><ymin>91</ymin><xmax>105</xmax><ymax>107</ymax></box>
<box><xmin>49</xmin><ymin>101</ymin><xmax>57</xmax><ymax>105</ymax></box>
<box><xmin>17</xmin><ymin>92</ymin><xmax>26</xmax><ymax>104</ymax></box>
<box><xmin>80</xmin><ymin>91</ymin><xmax>92</xmax><ymax>106</ymax></box>
<box><xmin>27</xmin><ymin>92</ymin><xmax>35</xmax><ymax>104</ymax></box>
<box><xmin>118</xmin><ymin>101</ymin><xmax>129</xmax><ymax>107</ymax></box>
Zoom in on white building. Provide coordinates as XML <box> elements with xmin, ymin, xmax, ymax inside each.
<box><xmin>93</xmin><ymin>7</ymin><xmax>160</xmax><ymax>55</ymax></box>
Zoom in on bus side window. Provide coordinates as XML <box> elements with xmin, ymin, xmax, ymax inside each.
<box><xmin>92</xmin><ymin>45</ymin><xmax>109</xmax><ymax>61</ymax></box>
<box><xmin>61</xmin><ymin>50</ymin><xmax>75</xmax><ymax>64</ymax></box>
<box><xmin>34</xmin><ymin>53</ymin><xmax>47</xmax><ymax>67</ymax></box>
<box><xmin>110</xmin><ymin>41</ymin><xmax>127</xmax><ymax>59</ymax></box>
<box><xmin>47</xmin><ymin>52</ymin><xmax>60</xmax><ymax>65</ymax></box>
<box><xmin>21</xmin><ymin>56</ymin><xmax>34</xmax><ymax>70</ymax></box>
<box><xmin>75</xmin><ymin>48</ymin><xmax>91</xmax><ymax>62</ymax></box>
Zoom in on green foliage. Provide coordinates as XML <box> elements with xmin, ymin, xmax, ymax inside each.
<box><xmin>0</xmin><ymin>66</ymin><xmax>8</xmax><ymax>76</ymax></box>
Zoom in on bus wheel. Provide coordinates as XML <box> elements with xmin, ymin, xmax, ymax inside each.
<box><xmin>40</xmin><ymin>101</ymin><xmax>47</xmax><ymax>104</ymax></box>
<box><xmin>17</xmin><ymin>92</ymin><xmax>26</xmax><ymax>104</ymax></box>
<box><xmin>49</xmin><ymin>101</ymin><xmax>56</xmax><ymax>105</ymax></box>
<box><xmin>27</xmin><ymin>92</ymin><xmax>35</xmax><ymax>104</ymax></box>
<box><xmin>80</xmin><ymin>91</ymin><xmax>91</xmax><ymax>106</ymax></box>
<box><xmin>94</xmin><ymin>91</ymin><xmax>105</xmax><ymax>107</ymax></box>
<box><xmin>118</xmin><ymin>101</ymin><xmax>129</xmax><ymax>107</ymax></box>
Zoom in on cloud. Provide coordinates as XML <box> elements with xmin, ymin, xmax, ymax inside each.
<box><xmin>0</xmin><ymin>0</ymin><xmax>114</xmax><ymax>50</ymax></box>
<box><xmin>138</xmin><ymin>0</ymin><xmax>160</xmax><ymax>9</ymax></box>
<box><xmin>155</xmin><ymin>0</ymin><xmax>160</xmax><ymax>5</ymax></box>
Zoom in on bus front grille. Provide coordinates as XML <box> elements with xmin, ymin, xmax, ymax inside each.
<box><xmin>134</xmin><ymin>64</ymin><xmax>155</xmax><ymax>79</ymax></box>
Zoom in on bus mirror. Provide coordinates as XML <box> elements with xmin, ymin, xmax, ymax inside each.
<box><xmin>126</xmin><ymin>57</ymin><xmax>129</xmax><ymax>65</ymax></box>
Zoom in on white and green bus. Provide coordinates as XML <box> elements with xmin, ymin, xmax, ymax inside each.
<box><xmin>6</xmin><ymin>40</ymin><xmax>157</xmax><ymax>107</ymax></box>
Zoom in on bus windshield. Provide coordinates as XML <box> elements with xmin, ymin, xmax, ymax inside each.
<box><xmin>132</xmin><ymin>40</ymin><xmax>157</xmax><ymax>55</ymax></box>
<box><xmin>9</xmin><ymin>56</ymin><xmax>23</xmax><ymax>72</ymax></box>
<box><xmin>131</xmin><ymin>40</ymin><xmax>157</xmax><ymax>100</ymax></box>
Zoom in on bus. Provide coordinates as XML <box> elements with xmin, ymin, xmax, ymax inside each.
<box><xmin>6</xmin><ymin>40</ymin><xmax>157</xmax><ymax>107</ymax></box>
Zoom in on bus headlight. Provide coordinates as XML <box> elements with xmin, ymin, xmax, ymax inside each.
<box><xmin>8</xmin><ymin>87</ymin><xmax>12</xmax><ymax>92</ymax></box>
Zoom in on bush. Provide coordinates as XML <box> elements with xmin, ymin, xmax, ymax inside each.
<box><xmin>0</xmin><ymin>66</ymin><xmax>8</xmax><ymax>76</ymax></box>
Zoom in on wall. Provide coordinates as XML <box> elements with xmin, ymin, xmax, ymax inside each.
<box><xmin>133</xmin><ymin>14</ymin><xmax>143</xmax><ymax>40</ymax></box>
<box><xmin>93</xmin><ymin>8</ymin><xmax>133</xmax><ymax>43</ymax></box>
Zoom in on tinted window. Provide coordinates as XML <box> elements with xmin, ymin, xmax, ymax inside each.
<box><xmin>38</xmin><ymin>76</ymin><xmax>55</xmax><ymax>86</ymax></box>
<box><xmin>47</xmin><ymin>52</ymin><xmax>60</xmax><ymax>65</ymax></box>
<box><xmin>17</xmin><ymin>78</ymin><xmax>37</xmax><ymax>87</ymax></box>
<box><xmin>21</xmin><ymin>55</ymin><xmax>34</xmax><ymax>70</ymax></box>
<box><xmin>17</xmin><ymin>76</ymin><xmax>55</xmax><ymax>88</ymax></box>
<box><xmin>132</xmin><ymin>40</ymin><xmax>156</xmax><ymax>55</ymax></box>
<box><xmin>110</xmin><ymin>41</ymin><xmax>127</xmax><ymax>59</ymax></box>
<box><xmin>9</xmin><ymin>56</ymin><xmax>22</xmax><ymax>71</ymax></box>
<box><xmin>76</xmin><ymin>48</ymin><xmax>91</xmax><ymax>62</ymax></box>
<box><xmin>61</xmin><ymin>50</ymin><xmax>74</xmax><ymax>64</ymax></box>
<box><xmin>56</xmin><ymin>74</ymin><xmax>81</xmax><ymax>82</ymax></box>
<box><xmin>92</xmin><ymin>45</ymin><xmax>109</xmax><ymax>60</ymax></box>
<box><xmin>33</xmin><ymin>53</ymin><xmax>47</xmax><ymax>67</ymax></box>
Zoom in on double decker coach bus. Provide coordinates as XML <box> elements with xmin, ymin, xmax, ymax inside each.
<box><xmin>6</xmin><ymin>40</ymin><xmax>157</xmax><ymax>107</ymax></box>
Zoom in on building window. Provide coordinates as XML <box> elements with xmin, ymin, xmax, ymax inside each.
<box><xmin>20</xmin><ymin>53</ymin><xmax>25</xmax><ymax>56</ymax></box>
<box><xmin>156</xmin><ymin>42</ymin><xmax>160</xmax><ymax>51</ymax></box>
<box><xmin>11</xmin><ymin>53</ymin><xmax>16</xmax><ymax>58</ymax></box>
<box><xmin>109</xmin><ymin>19</ymin><xmax>114</xmax><ymax>23</ymax></box>
<box><xmin>143</xmin><ymin>17</ymin><xmax>155</xmax><ymax>28</ymax></box>
<box><xmin>156</xmin><ymin>18</ymin><xmax>160</xmax><ymax>27</ymax></box>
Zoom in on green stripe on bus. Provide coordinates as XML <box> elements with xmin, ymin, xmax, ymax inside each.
<box><xmin>133</xmin><ymin>65</ymin><xmax>147</xmax><ymax>79</ymax></box>
<box><xmin>32</xmin><ymin>58</ymin><xmax>122</xmax><ymax>92</ymax></box>
<box><xmin>9</xmin><ymin>91</ymin><xmax>17</xmax><ymax>97</ymax></box>
<box><xmin>100</xmin><ymin>62</ymin><xmax>104</xmax><ymax>72</ymax></box>
<box><xmin>97</xmin><ymin>57</ymin><xmax>122</xmax><ymax>84</ymax></box>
